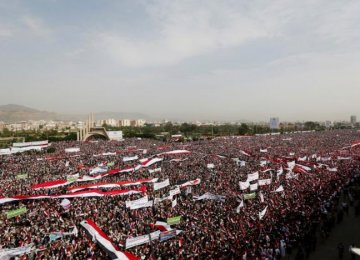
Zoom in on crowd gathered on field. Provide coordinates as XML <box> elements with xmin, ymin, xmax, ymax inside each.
<box><xmin>1</xmin><ymin>129</ymin><xmax>360</xmax><ymax>259</ymax></box>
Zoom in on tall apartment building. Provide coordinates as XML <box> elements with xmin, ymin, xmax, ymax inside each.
<box><xmin>119</xmin><ymin>119</ymin><xmax>131</xmax><ymax>127</ymax></box>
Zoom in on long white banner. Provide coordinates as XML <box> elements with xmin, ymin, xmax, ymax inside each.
<box><xmin>125</xmin><ymin>196</ymin><xmax>149</xmax><ymax>208</ymax></box>
<box><xmin>153</xmin><ymin>179</ymin><xmax>170</xmax><ymax>191</ymax></box>
<box><xmin>129</xmin><ymin>200</ymin><xmax>153</xmax><ymax>210</ymax></box>
<box><xmin>125</xmin><ymin>231</ymin><xmax>161</xmax><ymax>249</ymax></box>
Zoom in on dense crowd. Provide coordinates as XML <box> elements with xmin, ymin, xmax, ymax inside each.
<box><xmin>1</xmin><ymin>130</ymin><xmax>360</xmax><ymax>259</ymax></box>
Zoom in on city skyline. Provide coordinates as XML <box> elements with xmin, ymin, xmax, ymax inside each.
<box><xmin>1</xmin><ymin>0</ymin><xmax>360</xmax><ymax>121</ymax></box>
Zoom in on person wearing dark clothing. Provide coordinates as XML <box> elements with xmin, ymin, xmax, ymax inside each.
<box><xmin>337</xmin><ymin>242</ymin><xmax>344</xmax><ymax>259</ymax></box>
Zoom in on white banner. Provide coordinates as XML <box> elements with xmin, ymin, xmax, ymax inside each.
<box><xmin>0</xmin><ymin>244</ymin><xmax>34</xmax><ymax>258</ymax></box>
<box><xmin>65</xmin><ymin>147</ymin><xmax>80</xmax><ymax>153</ymax></box>
<box><xmin>193</xmin><ymin>192</ymin><xmax>226</xmax><ymax>202</ymax></box>
<box><xmin>207</xmin><ymin>163</ymin><xmax>215</xmax><ymax>169</ymax></box>
<box><xmin>13</xmin><ymin>140</ymin><xmax>48</xmax><ymax>147</ymax></box>
<box><xmin>169</xmin><ymin>187</ymin><xmax>181</xmax><ymax>197</ymax></box>
<box><xmin>126</xmin><ymin>196</ymin><xmax>149</xmax><ymax>208</ymax></box>
<box><xmin>129</xmin><ymin>200</ymin><xmax>153</xmax><ymax>210</ymax></box>
<box><xmin>123</xmin><ymin>155</ymin><xmax>139</xmax><ymax>162</ymax></box>
<box><xmin>258</xmin><ymin>179</ymin><xmax>272</xmax><ymax>186</ymax></box>
<box><xmin>125</xmin><ymin>230</ymin><xmax>161</xmax><ymax>249</ymax></box>
<box><xmin>247</xmin><ymin>172</ymin><xmax>259</xmax><ymax>182</ymax></box>
<box><xmin>239</xmin><ymin>181</ymin><xmax>250</xmax><ymax>190</ymax></box>
<box><xmin>149</xmin><ymin>167</ymin><xmax>161</xmax><ymax>174</ymax></box>
<box><xmin>153</xmin><ymin>179</ymin><xmax>170</xmax><ymax>191</ymax></box>
<box><xmin>125</xmin><ymin>234</ymin><xmax>150</xmax><ymax>249</ymax></box>
<box><xmin>250</xmin><ymin>183</ymin><xmax>258</xmax><ymax>191</ymax></box>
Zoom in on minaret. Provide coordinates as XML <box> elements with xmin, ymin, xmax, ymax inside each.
<box><xmin>88</xmin><ymin>115</ymin><xmax>91</xmax><ymax>132</ymax></box>
<box><xmin>79</xmin><ymin>127</ymin><xmax>83</xmax><ymax>141</ymax></box>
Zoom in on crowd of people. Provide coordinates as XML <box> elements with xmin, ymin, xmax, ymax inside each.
<box><xmin>0</xmin><ymin>129</ymin><xmax>360</xmax><ymax>259</ymax></box>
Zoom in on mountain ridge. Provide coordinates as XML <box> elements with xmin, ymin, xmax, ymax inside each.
<box><xmin>0</xmin><ymin>104</ymin><xmax>149</xmax><ymax>122</ymax></box>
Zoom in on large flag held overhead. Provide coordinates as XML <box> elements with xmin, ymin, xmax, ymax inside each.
<box><xmin>32</xmin><ymin>179</ymin><xmax>75</xmax><ymax>190</ymax></box>
<box><xmin>156</xmin><ymin>150</ymin><xmax>191</xmax><ymax>156</ymax></box>
<box><xmin>68</xmin><ymin>178</ymin><xmax>158</xmax><ymax>193</ymax></box>
<box><xmin>80</xmin><ymin>219</ymin><xmax>139</xmax><ymax>260</ymax></box>
<box><xmin>0</xmin><ymin>187</ymin><xmax>146</xmax><ymax>205</ymax></box>
<box><xmin>141</xmin><ymin>158</ymin><xmax>163</xmax><ymax>167</ymax></box>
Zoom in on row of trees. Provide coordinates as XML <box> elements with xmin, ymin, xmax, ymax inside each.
<box><xmin>0</xmin><ymin>121</ymin><xmax>344</xmax><ymax>144</ymax></box>
<box><xmin>0</xmin><ymin>129</ymin><xmax>77</xmax><ymax>143</ymax></box>
<box><xmin>104</xmin><ymin>121</ymin><xmax>328</xmax><ymax>139</ymax></box>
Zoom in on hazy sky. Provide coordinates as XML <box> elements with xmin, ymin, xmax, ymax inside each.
<box><xmin>1</xmin><ymin>0</ymin><xmax>360</xmax><ymax>121</ymax></box>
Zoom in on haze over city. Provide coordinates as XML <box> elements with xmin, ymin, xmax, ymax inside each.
<box><xmin>1</xmin><ymin>0</ymin><xmax>360</xmax><ymax>121</ymax></box>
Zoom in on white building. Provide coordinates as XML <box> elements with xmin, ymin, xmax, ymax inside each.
<box><xmin>131</xmin><ymin>119</ymin><xmax>146</xmax><ymax>127</ymax></box>
<box><xmin>119</xmin><ymin>119</ymin><xmax>131</xmax><ymax>127</ymax></box>
<box><xmin>105</xmin><ymin>118</ymin><xmax>118</xmax><ymax>127</ymax></box>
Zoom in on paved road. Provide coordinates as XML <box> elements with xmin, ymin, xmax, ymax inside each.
<box><xmin>308</xmin><ymin>205</ymin><xmax>360</xmax><ymax>260</ymax></box>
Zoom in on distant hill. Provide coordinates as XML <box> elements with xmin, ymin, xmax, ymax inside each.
<box><xmin>0</xmin><ymin>104</ymin><xmax>149</xmax><ymax>123</ymax></box>
<box><xmin>0</xmin><ymin>104</ymin><xmax>62</xmax><ymax>122</ymax></box>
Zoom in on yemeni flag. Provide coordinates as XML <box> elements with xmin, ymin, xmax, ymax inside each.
<box><xmin>68</xmin><ymin>178</ymin><xmax>158</xmax><ymax>193</ymax></box>
<box><xmin>32</xmin><ymin>179</ymin><xmax>73</xmax><ymax>190</ymax></box>
<box><xmin>0</xmin><ymin>188</ymin><xmax>147</xmax><ymax>206</ymax></box>
<box><xmin>351</xmin><ymin>141</ymin><xmax>360</xmax><ymax>148</ymax></box>
<box><xmin>140</xmin><ymin>158</ymin><xmax>163</xmax><ymax>167</ymax></box>
<box><xmin>293</xmin><ymin>164</ymin><xmax>311</xmax><ymax>174</ymax></box>
<box><xmin>81</xmin><ymin>219</ymin><xmax>139</xmax><ymax>260</ymax></box>
<box><xmin>149</xmin><ymin>220</ymin><xmax>173</xmax><ymax>232</ymax></box>
<box><xmin>157</xmin><ymin>150</ymin><xmax>191</xmax><ymax>156</ymax></box>
<box><xmin>177</xmin><ymin>178</ymin><xmax>201</xmax><ymax>188</ymax></box>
